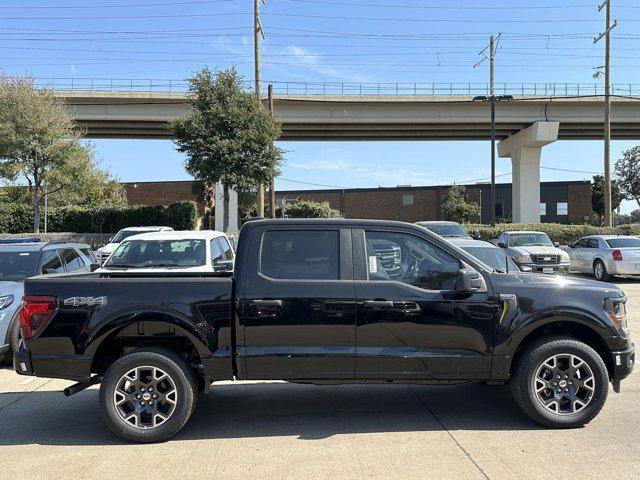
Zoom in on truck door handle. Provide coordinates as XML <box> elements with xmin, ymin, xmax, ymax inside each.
<box><xmin>252</xmin><ymin>299</ymin><xmax>283</xmax><ymax>307</ymax></box>
<box><xmin>362</xmin><ymin>300</ymin><xmax>394</xmax><ymax>308</ymax></box>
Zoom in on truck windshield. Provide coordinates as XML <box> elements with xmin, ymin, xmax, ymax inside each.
<box><xmin>419</xmin><ymin>223</ymin><xmax>470</xmax><ymax>238</ymax></box>
<box><xmin>105</xmin><ymin>239</ymin><xmax>206</xmax><ymax>268</ymax></box>
<box><xmin>0</xmin><ymin>250</ymin><xmax>40</xmax><ymax>282</ymax></box>
<box><xmin>509</xmin><ymin>233</ymin><xmax>553</xmax><ymax>247</ymax></box>
<box><xmin>606</xmin><ymin>238</ymin><xmax>640</xmax><ymax>248</ymax></box>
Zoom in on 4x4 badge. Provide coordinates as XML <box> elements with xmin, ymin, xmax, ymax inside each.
<box><xmin>64</xmin><ymin>296</ymin><xmax>107</xmax><ymax>308</ymax></box>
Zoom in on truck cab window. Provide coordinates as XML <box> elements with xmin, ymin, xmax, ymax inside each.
<box><xmin>210</xmin><ymin>239</ymin><xmax>224</xmax><ymax>264</ymax></box>
<box><xmin>364</xmin><ymin>231</ymin><xmax>459</xmax><ymax>290</ymax></box>
<box><xmin>260</xmin><ymin>230</ymin><xmax>340</xmax><ymax>280</ymax></box>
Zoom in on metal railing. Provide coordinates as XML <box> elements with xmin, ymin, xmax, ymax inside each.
<box><xmin>33</xmin><ymin>78</ymin><xmax>640</xmax><ymax>97</ymax></box>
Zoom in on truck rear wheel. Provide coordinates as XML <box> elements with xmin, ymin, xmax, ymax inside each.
<box><xmin>511</xmin><ymin>338</ymin><xmax>609</xmax><ymax>428</ymax></box>
<box><xmin>593</xmin><ymin>260</ymin><xmax>611</xmax><ymax>281</ymax></box>
<box><xmin>99</xmin><ymin>348</ymin><xmax>198</xmax><ymax>443</ymax></box>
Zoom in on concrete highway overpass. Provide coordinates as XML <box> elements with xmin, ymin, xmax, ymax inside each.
<box><xmin>58</xmin><ymin>91</ymin><xmax>640</xmax><ymax>141</ymax></box>
<box><xmin>57</xmin><ymin>90</ymin><xmax>640</xmax><ymax>223</ymax></box>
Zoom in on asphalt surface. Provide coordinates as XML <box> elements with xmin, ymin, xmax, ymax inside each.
<box><xmin>1</xmin><ymin>276</ymin><xmax>639</xmax><ymax>480</ymax></box>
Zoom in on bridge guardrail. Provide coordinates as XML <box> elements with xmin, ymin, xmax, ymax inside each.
<box><xmin>34</xmin><ymin>78</ymin><xmax>640</xmax><ymax>97</ymax></box>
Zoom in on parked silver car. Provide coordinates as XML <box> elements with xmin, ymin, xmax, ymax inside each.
<box><xmin>568</xmin><ymin>235</ymin><xmax>640</xmax><ymax>281</ymax></box>
<box><xmin>497</xmin><ymin>231</ymin><xmax>570</xmax><ymax>274</ymax></box>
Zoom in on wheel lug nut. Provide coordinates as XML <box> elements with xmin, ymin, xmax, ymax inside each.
<box><xmin>568</xmin><ymin>381</ymin><xmax>572</xmax><ymax>385</ymax></box>
<box><xmin>552</xmin><ymin>382</ymin><xmax>557</xmax><ymax>386</ymax></box>
<box><xmin>564</xmin><ymin>375</ymin><xmax>568</xmax><ymax>379</ymax></box>
<box><xmin>136</xmin><ymin>394</ymin><xmax>141</xmax><ymax>399</ymax></box>
<box><xmin>141</xmin><ymin>387</ymin><xmax>146</xmax><ymax>392</ymax></box>
<box><xmin>149</xmin><ymin>401</ymin><xmax>154</xmax><ymax>405</ymax></box>
<box><xmin>152</xmin><ymin>393</ymin><xmax>158</xmax><ymax>399</ymax></box>
<box><xmin>148</xmin><ymin>387</ymin><xmax>153</xmax><ymax>392</ymax></box>
<box><xmin>564</xmin><ymin>388</ymin><xmax>568</xmax><ymax>392</ymax></box>
<box><xmin>557</xmin><ymin>375</ymin><xmax>561</xmax><ymax>379</ymax></box>
<box><xmin>557</xmin><ymin>388</ymin><xmax>561</xmax><ymax>393</ymax></box>
<box><xmin>140</xmin><ymin>401</ymin><xmax>146</xmax><ymax>406</ymax></box>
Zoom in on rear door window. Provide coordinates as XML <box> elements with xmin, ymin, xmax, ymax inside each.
<box><xmin>40</xmin><ymin>250</ymin><xmax>65</xmax><ymax>274</ymax></box>
<box><xmin>260</xmin><ymin>230</ymin><xmax>340</xmax><ymax>280</ymax></box>
<box><xmin>60</xmin><ymin>248</ymin><xmax>85</xmax><ymax>271</ymax></box>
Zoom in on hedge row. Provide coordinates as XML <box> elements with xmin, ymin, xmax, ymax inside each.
<box><xmin>464</xmin><ymin>222</ymin><xmax>640</xmax><ymax>245</ymax></box>
<box><xmin>0</xmin><ymin>201</ymin><xmax>199</xmax><ymax>234</ymax></box>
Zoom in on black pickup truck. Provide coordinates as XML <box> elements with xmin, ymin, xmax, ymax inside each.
<box><xmin>14</xmin><ymin>219</ymin><xmax>635</xmax><ymax>442</ymax></box>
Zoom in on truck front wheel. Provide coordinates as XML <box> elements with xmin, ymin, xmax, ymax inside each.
<box><xmin>511</xmin><ymin>338</ymin><xmax>609</xmax><ymax>428</ymax></box>
<box><xmin>99</xmin><ymin>348</ymin><xmax>198</xmax><ymax>443</ymax></box>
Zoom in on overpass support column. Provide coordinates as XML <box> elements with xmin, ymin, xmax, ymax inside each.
<box><xmin>498</xmin><ymin>122</ymin><xmax>559</xmax><ymax>223</ymax></box>
<box><xmin>214</xmin><ymin>182</ymin><xmax>239</xmax><ymax>232</ymax></box>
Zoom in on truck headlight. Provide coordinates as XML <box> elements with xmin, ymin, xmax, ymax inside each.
<box><xmin>514</xmin><ymin>254</ymin><xmax>532</xmax><ymax>264</ymax></box>
<box><xmin>605</xmin><ymin>297</ymin><xmax>628</xmax><ymax>335</ymax></box>
<box><xmin>560</xmin><ymin>252</ymin><xmax>570</xmax><ymax>262</ymax></box>
<box><xmin>0</xmin><ymin>294</ymin><xmax>14</xmax><ymax>310</ymax></box>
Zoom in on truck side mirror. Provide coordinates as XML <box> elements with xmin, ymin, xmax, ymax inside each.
<box><xmin>554</xmin><ymin>242</ymin><xmax>560</xmax><ymax>247</ymax></box>
<box><xmin>457</xmin><ymin>268</ymin><xmax>484</xmax><ymax>293</ymax></box>
<box><xmin>520</xmin><ymin>265</ymin><xmax>533</xmax><ymax>273</ymax></box>
<box><xmin>472</xmin><ymin>230</ymin><xmax>482</xmax><ymax>240</ymax></box>
<box><xmin>213</xmin><ymin>259</ymin><xmax>234</xmax><ymax>272</ymax></box>
<box><xmin>497</xmin><ymin>242</ymin><xmax>507</xmax><ymax>248</ymax></box>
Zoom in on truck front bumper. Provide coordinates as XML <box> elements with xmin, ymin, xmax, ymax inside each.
<box><xmin>611</xmin><ymin>343</ymin><xmax>635</xmax><ymax>382</ymax></box>
<box><xmin>517</xmin><ymin>262</ymin><xmax>571</xmax><ymax>274</ymax></box>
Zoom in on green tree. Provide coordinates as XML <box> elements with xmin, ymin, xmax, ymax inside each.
<box><xmin>615</xmin><ymin>146</ymin><xmax>640</xmax><ymax>208</ymax></box>
<box><xmin>591</xmin><ymin>174</ymin><xmax>622</xmax><ymax>223</ymax></box>
<box><xmin>173</xmin><ymin>68</ymin><xmax>283</xmax><ymax>231</ymax></box>
<box><xmin>0</xmin><ymin>75</ymin><xmax>91</xmax><ymax>232</ymax></box>
<box><xmin>441</xmin><ymin>185</ymin><xmax>481</xmax><ymax>223</ymax></box>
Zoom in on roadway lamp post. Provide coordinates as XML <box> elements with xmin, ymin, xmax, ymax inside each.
<box><xmin>473</xmin><ymin>94</ymin><xmax>513</xmax><ymax>225</ymax></box>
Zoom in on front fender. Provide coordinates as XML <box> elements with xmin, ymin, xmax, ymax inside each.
<box><xmin>495</xmin><ymin>306</ymin><xmax>611</xmax><ymax>357</ymax></box>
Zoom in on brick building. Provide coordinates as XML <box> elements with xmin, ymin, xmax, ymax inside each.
<box><xmin>121</xmin><ymin>180</ymin><xmax>592</xmax><ymax>225</ymax></box>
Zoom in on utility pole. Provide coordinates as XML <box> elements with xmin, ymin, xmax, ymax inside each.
<box><xmin>254</xmin><ymin>0</ymin><xmax>266</xmax><ymax>217</ymax></box>
<box><xmin>594</xmin><ymin>0</ymin><xmax>617</xmax><ymax>227</ymax></box>
<box><xmin>268</xmin><ymin>83</ymin><xmax>277</xmax><ymax>219</ymax></box>
<box><xmin>489</xmin><ymin>34</ymin><xmax>496</xmax><ymax>226</ymax></box>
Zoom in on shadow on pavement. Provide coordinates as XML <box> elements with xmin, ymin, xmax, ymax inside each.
<box><xmin>0</xmin><ymin>381</ymin><xmax>541</xmax><ymax>446</ymax></box>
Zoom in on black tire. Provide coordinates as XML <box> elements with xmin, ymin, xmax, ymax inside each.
<box><xmin>593</xmin><ymin>259</ymin><xmax>611</xmax><ymax>282</ymax></box>
<box><xmin>511</xmin><ymin>337</ymin><xmax>609</xmax><ymax>428</ymax></box>
<box><xmin>99</xmin><ymin>347</ymin><xmax>198</xmax><ymax>443</ymax></box>
<box><xmin>2</xmin><ymin>312</ymin><xmax>21</xmax><ymax>365</ymax></box>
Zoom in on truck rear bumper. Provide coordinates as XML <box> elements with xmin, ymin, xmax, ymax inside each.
<box><xmin>14</xmin><ymin>349</ymin><xmax>92</xmax><ymax>382</ymax></box>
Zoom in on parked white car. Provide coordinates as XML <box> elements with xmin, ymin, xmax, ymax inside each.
<box><xmin>95</xmin><ymin>226</ymin><xmax>173</xmax><ymax>264</ymax></box>
<box><xmin>97</xmin><ymin>230</ymin><xmax>234</xmax><ymax>273</ymax></box>
<box><xmin>568</xmin><ymin>235</ymin><xmax>640</xmax><ymax>281</ymax></box>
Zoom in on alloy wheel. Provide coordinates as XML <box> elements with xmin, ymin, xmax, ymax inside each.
<box><xmin>532</xmin><ymin>353</ymin><xmax>595</xmax><ymax>415</ymax></box>
<box><xmin>113</xmin><ymin>366</ymin><xmax>178</xmax><ymax>429</ymax></box>
<box><xmin>594</xmin><ymin>262</ymin><xmax>604</xmax><ymax>280</ymax></box>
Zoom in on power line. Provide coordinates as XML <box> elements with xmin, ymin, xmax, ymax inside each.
<box><xmin>0</xmin><ymin>0</ymin><xmax>233</xmax><ymax>8</ymax></box>
<box><xmin>287</xmin><ymin>0</ymin><xmax>606</xmax><ymax>9</ymax></box>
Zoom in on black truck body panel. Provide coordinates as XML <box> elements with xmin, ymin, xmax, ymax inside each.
<box><xmin>17</xmin><ymin>219</ymin><xmax>634</xmax><ymax>386</ymax></box>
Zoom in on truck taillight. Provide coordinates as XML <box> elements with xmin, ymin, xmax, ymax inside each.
<box><xmin>612</xmin><ymin>249</ymin><xmax>623</xmax><ymax>261</ymax></box>
<box><xmin>20</xmin><ymin>296</ymin><xmax>58</xmax><ymax>340</ymax></box>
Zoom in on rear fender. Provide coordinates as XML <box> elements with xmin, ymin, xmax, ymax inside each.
<box><xmin>84</xmin><ymin>307</ymin><xmax>213</xmax><ymax>359</ymax></box>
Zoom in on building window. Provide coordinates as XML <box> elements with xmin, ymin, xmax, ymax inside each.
<box><xmin>403</xmin><ymin>194</ymin><xmax>414</xmax><ymax>206</ymax></box>
<box><xmin>557</xmin><ymin>202</ymin><xmax>568</xmax><ymax>215</ymax></box>
<box><xmin>540</xmin><ymin>203</ymin><xmax>546</xmax><ymax>216</ymax></box>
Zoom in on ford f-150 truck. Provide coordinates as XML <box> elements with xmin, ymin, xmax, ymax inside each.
<box><xmin>14</xmin><ymin>219</ymin><xmax>635</xmax><ymax>443</ymax></box>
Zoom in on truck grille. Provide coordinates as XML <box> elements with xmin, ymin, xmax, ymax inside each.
<box><xmin>532</xmin><ymin>254</ymin><xmax>560</xmax><ymax>265</ymax></box>
<box><xmin>97</xmin><ymin>252</ymin><xmax>110</xmax><ymax>264</ymax></box>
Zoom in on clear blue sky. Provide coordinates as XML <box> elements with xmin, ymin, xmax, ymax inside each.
<box><xmin>2</xmin><ymin>0</ymin><xmax>640</xmax><ymax>212</ymax></box>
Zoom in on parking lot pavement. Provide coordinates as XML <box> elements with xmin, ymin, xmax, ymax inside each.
<box><xmin>1</xmin><ymin>280</ymin><xmax>639</xmax><ymax>480</ymax></box>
